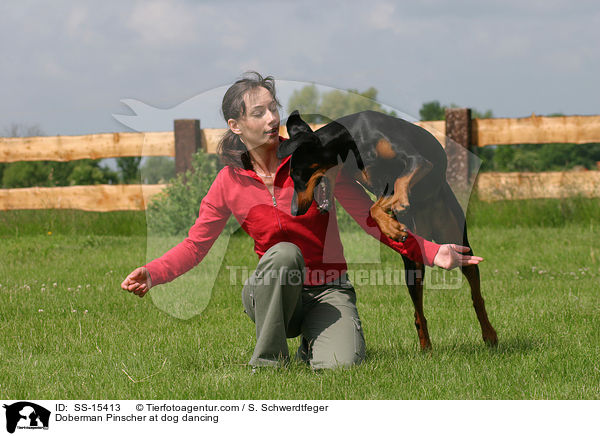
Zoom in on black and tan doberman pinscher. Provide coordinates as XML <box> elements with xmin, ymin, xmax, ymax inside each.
<box><xmin>277</xmin><ymin>110</ymin><xmax>497</xmax><ymax>349</ymax></box>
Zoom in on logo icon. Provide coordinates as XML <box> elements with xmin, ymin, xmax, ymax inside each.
<box><xmin>3</xmin><ymin>402</ymin><xmax>50</xmax><ymax>434</ymax></box>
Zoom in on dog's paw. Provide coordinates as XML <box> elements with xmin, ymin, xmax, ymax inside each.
<box><xmin>379</xmin><ymin>217</ymin><xmax>409</xmax><ymax>242</ymax></box>
<box><xmin>370</xmin><ymin>205</ymin><xmax>409</xmax><ymax>242</ymax></box>
<box><xmin>483</xmin><ymin>329</ymin><xmax>498</xmax><ymax>347</ymax></box>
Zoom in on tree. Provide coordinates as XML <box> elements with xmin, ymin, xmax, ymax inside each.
<box><xmin>481</xmin><ymin>142</ymin><xmax>600</xmax><ymax>172</ymax></box>
<box><xmin>287</xmin><ymin>84</ymin><xmax>320</xmax><ymax>122</ymax></box>
<box><xmin>116</xmin><ymin>157</ymin><xmax>142</xmax><ymax>184</ymax></box>
<box><xmin>1</xmin><ymin>123</ymin><xmax>119</xmax><ymax>188</ymax></box>
<box><xmin>140</xmin><ymin>156</ymin><xmax>176</xmax><ymax>184</ymax></box>
<box><xmin>0</xmin><ymin>124</ymin><xmax>45</xmax><ymax>184</ymax></box>
<box><xmin>3</xmin><ymin>123</ymin><xmax>45</xmax><ymax>138</ymax></box>
<box><xmin>70</xmin><ymin>159</ymin><xmax>119</xmax><ymax>185</ymax></box>
<box><xmin>419</xmin><ymin>101</ymin><xmax>446</xmax><ymax>121</ymax></box>
<box><xmin>2</xmin><ymin>162</ymin><xmax>52</xmax><ymax>188</ymax></box>
<box><xmin>418</xmin><ymin>100</ymin><xmax>494</xmax><ymax>121</ymax></box>
<box><xmin>472</xmin><ymin>108</ymin><xmax>494</xmax><ymax>119</ymax></box>
<box><xmin>287</xmin><ymin>85</ymin><xmax>396</xmax><ymax>123</ymax></box>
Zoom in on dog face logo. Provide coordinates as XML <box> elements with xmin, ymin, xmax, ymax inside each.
<box><xmin>3</xmin><ymin>402</ymin><xmax>50</xmax><ymax>434</ymax></box>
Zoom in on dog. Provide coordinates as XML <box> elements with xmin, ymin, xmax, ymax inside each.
<box><xmin>277</xmin><ymin>110</ymin><xmax>498</xmax><ymax>349</ymax></box>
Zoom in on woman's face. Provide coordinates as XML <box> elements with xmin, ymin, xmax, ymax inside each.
<box><xmin>228</xmin><ymin>86</ymin><xmax>280</xmax><ymax>151</ymax></box>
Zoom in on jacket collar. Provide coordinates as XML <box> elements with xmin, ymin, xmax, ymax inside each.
<box><xmin>234</xmin><ymin>155</ymin><xmax>290</xmax><ymax>182</ymax></box>
<box><xmin>233</xmin><ymin>137</ymin><xmax>291</xmax><ymax>182</ymax></box>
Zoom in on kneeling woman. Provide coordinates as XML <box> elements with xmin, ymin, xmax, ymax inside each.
<box><xmin>120</xmin><ymin>72</ymin><xmax>482</xmax><ymax>369</ymax></box>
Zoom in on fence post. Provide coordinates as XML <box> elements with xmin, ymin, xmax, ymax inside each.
<box><xmin>444</xmin><ymin>108</ymin><xmax>472</xmax><ymax>190</ymax></box>
<box><xmin>174</xmin><ymin>119</ymin><xmax>202</xmax><ymax>175</ymax></box>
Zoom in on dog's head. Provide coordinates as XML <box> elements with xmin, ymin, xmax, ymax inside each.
<box><xmin>277</xmin><ymin>111</ymin><xmax>340</xmax><ymax>216</ymax></box>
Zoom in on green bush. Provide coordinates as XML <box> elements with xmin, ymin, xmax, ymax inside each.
<box><xmin>146</xmin><ymin>150</ymin><xmax>223</xmax><ymax>236</ymax></box>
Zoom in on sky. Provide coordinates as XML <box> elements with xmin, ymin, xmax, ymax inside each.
<box><xmin>1</xmin><ymin>0</ymin><xmax>599</xmax><ymax>136</ymax></box>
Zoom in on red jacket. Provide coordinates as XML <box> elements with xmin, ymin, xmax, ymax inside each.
<box><xmin>145</xmin><ymin>155</ymin><xmax>441</xmax><ymax>286</ymax></box>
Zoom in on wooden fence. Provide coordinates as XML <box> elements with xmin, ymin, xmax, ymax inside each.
<box><xmin>1</xmin><ymin>111</ymin><xmax>600</xmax><ymax>211</ymax></box>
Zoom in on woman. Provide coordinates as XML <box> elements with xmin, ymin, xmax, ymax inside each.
<box><xmin>121</xmin><ymin>72</ymin><xmax>482</xmax><ymax>369</ymax></box>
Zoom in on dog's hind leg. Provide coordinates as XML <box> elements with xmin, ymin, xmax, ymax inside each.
<box><xmin>370</xmin><ymin>198</ymin><xmax>409</xmax><ymax>242</ymax></box>
<box><xmin>368</xmin><ymin>157</ymin><xmax>432</xmax><ymax>242</ymax></box>
<box><xmin>435</xmin><ymin>184</ymin><xmax>498</xmax><ymax>346</ymax></box>
<box><xmin>402</xmin><ymin>256</ymin><xmax>431</xmax><ymax>350</ymax></box>
<box><xmin>390</xmin><ymin>157</ymin><xmax>433</xmax><ymax>216</ymax></box>
<box><xmin>460</xmin><ymin>264</ymin><xmax>498</xmax><ymax>346</ymax></box>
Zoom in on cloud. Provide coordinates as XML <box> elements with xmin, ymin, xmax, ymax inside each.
<box><xmin>66</xmin><ymin>6</ymin><xmax>88</xmax><ymax>38</ymax></box>
<box><xmin>367</xmin><ymin>1</ymin><xmax>397</xmax><ymax>31</ymax></box>
<box><xmin>2</xmin><ymin>0</ymin><xmax>599</xmax><ymax>136</ymax></box>
<box><xmin>127</xmin><ymin>0</ymin><xmax>210</xmax><ymax>45</ymax></box>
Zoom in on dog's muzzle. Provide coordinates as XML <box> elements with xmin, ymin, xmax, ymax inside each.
<box><xmin>314</xmin><ymin>176</ymin><xmax>331</xmax><ymax>214</ymax></box>
<box><xmin>291</xmin><ymin>176</ymin><xmax>332</xmax><ymax>216</ymax></box>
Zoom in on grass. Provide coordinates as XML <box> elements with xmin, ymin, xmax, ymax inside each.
<box><xmin>0</xmin><ymin>209</ymin><xmax>147</xmax><ymax>237</ymax></box>
<box><xmin>0</xmin><ymin>199</ymin><xmax>599</xmax><ymax>399</ymax></box>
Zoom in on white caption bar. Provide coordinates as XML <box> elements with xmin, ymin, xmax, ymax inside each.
<box><xmin>0</xmin><ymin>400</ymin><xmax>597</xmax><ymax>435</ymax></box>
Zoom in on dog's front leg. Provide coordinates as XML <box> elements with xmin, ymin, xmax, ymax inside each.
<box><xmin>370</xmin><ymin>197</ymin><xmax>409</xmax><ymax>242</ymax></box>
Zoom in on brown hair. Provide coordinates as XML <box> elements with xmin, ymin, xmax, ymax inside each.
<box><xmin>217</xmin><ymin>71</ymin><xmax>281</xmax><ymax>169</ymax></box>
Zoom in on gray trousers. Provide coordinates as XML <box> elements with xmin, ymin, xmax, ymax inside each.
<box><xmin>241</xmin><ymin>242</ymin><xmax>366</xmax><ymax>369</ymax></box>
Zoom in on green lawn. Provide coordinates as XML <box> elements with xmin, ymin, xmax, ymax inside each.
<box><xmin>0</xmin><ymin>204</ymin><xmax>599</xmax><ymax>399</ymax></box>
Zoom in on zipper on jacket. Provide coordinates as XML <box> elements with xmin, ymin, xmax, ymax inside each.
<box><xmin>251</xmin><ymin>171</ymin><xmax>284</xmax><ymax>232</ymax></box>
<box><xmin>271</xmin><ymin>193</ymin><xmax>283</xmax><ymax>231</ymax></box>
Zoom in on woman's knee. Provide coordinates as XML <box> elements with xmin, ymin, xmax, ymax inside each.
<box><xmin>310</xmin><ymin>348</ymin><xmax>364</xmax><ymax>370</ymax></box>
<box><xmin>306</xmin><ymin>317</ymin><xmax>366</xmax><ymax>370</ymax></box>
<box><xmin>261</xmin><ymin>242</ymin><xmax>304</xmax><ymax>271</ymax></box>
<box><xmin>247</xmin><ymin>243</ymin><xmax>305</xmax><ymax>308</ymax></box>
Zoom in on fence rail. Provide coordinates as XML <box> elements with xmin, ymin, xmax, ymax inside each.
<box><xmin>1</xmin><ymin>111</ymin><xmax>599</xmax><ymax>211</ymax></box>
<box><xmin>0</xmin><ymin>184</ymin><xmax>167</xmax><ymax>212</ymax></box>
<box><xmin>473</xmin><ymin>114</ymin><xmax>600</xmax><ymax>147</ymax></box>
<box><xmin>476</xmin><ymin>171</ymin><xmax>600</xmax><ymax>201</ymax></box>
<box><xmin>0</xmin><ymin>132</ymin><xmax>174</xmax><ymax>162</ymax></box>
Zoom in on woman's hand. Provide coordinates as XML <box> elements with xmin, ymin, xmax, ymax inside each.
<box><xmin>433</xmin><ymin>244</ymin><xmax>483</xmax><ymax>270</ymax></box>
<box><xmin>120</xmin><ymin>267</ymin><xmax>152</xmax><ymax>297</ymax></box>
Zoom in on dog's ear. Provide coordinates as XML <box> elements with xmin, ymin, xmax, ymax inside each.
<box><xmin>286</xmin><ymin>110</ymin><xmax>313</xmax><ymax>138</ymax></box>
<box><xmin>276</xmin><ymin>138</ymin><xmax>299</xmax><ymax>158</ymax></box>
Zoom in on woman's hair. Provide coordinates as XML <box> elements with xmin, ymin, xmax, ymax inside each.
<box><xmin>217</xmin><ymin>71</ymin><xmax>281</xmax><ymax>169</ymax></box>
